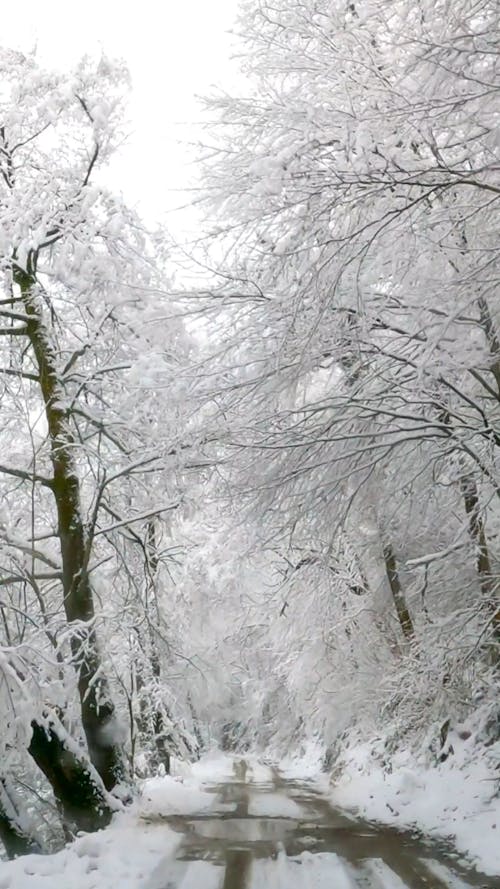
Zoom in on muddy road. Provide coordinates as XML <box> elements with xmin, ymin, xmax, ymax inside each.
<box><xmin>147</xmin><ymin>761</ymin><xmax>497</xmax><ymax>888</ymax></box>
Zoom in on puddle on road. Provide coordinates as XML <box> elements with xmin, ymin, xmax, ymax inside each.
<box><xmin>155</xmin><ymin>765</ymin><xmax>498</xmax><ymax>889</ymax></box>
<box><xmin>222</xmin><ymin>849</ymin><xmax>253</xmax><ymax>889</ymax></box>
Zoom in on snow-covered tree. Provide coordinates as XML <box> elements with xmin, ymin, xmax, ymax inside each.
<box><xmin>195</xmin><ymin>0</ymin><xmax>500</xmax><ymax>752</ymax></box>
<box><xmin>0</xmin><ymin>48</ymin><xmax>194</xmax><ymax>847</ymax></box>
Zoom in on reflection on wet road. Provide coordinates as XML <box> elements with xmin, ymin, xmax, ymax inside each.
<box><xmin>147</xmin><ymin>760</ymin><xmax>497</xmax><ymax>888</ymax></box>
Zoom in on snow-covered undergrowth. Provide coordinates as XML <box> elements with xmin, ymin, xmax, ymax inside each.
<box><xmin>0</xmin><ymin>756</ymin><xmax>223</xmax><ymax>888</ymax></box>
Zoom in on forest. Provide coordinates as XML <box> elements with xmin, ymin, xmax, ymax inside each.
<box><xmin>0</xmin><ymin>0</ymin><xmax>499</xmax><ymax>876</ymax></box>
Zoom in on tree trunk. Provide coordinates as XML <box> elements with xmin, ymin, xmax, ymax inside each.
<box><xmin>135</xmin><ymin>651</ymin><xmax>173</xmax><ymax>775</ymax></box>
<box><xmin>449</xmin><ymin>296</ymin><xmax>500</xmax><ymax>639</ymax></box>
<box><xmin>383</xmin><ymin>544</ymin><xmax>415</xmax><ymax>642</ymax></box>
<box><xmin>0</xmin><ymin>777</ymin><xmax>40</xmax><ymax>859</ymax></box>
<box><xmin>143</xmin><ymin>519</ymin><xmax>172</xmax><ymax>774</ymax></box>
<box><xmin>460</xmin><ymin>474</ymin><xmax>500</xmax><ymax>640</ymax></box>
<box><xmin>28</xmin><ymin>718</ymin><xmax>113</xmax><ymax>834</ymax></box>
<box><xmin>15</xmin><ymin>264</ymin><xmax>124</xmax><ymax>791</ymax></box>
<box><xmin>151</xmin><ymin>711</ymin><xmax>171</xmax><ymax>775</ymax></box>
<box><xmin>434</xmin><ymin>389</ymin><xmax>499</xmax><ymax>641</ymax></box>
<box><xmin>478</xmin><ymin>296</ymin><xmax>500</xmax><ymax>397</ymax></box>
<box><xmin>188</xmin><ymin>693</ymin><xmax>204</xmax><ymax>753</ymax></box>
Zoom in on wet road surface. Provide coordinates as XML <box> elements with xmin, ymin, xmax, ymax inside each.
<box><xmin>146</xmin><ymin>760</ymin><xmax>498</xmax><ymax>888</ymax></box>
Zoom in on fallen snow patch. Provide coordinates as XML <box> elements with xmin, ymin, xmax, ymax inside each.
<box><xmin>247</xmin><ymin>792</ymin><xmax>304</xmax><ymax>818</ymax></box>
<box><xmin>139</xmin><ymin>775</ymin><xmax>216</xmax><ymax>818</ymax></box>
<box><xmin>251</xmin><ymin>849</ymin><xmax>354</xmax><ymax>889</ymax></box>
<box><xmin>190</xmin><ymin>750</ymin><xmax>237</xmax><ymax>782</ymax></box>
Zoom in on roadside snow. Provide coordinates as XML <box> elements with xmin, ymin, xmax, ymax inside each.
<box><xmin>0</xmin><ymin>756</ymin><xmax>223</xmax><ymax>888</ymax></box>
<box><xmin>278</xmin><ymin>739</ymin><xmax>327</xmax><ymax>780</ymax></box>
<box><xmin>330</xmin><ymin>734</ymin><xmax>500</xmax><ymax>876</ymax></box>
<box><xmin>275</xmin><ymin>741</ymin><xmax>333</xmax><ymax>800</ymax></box>
<box><xmin>2</xmin><ymin>744</ymin><xmax>499</xmax><ymax>887</ymax></box>
<box><xmin>0</xmin><ymin>811</ymin><xmax>179</xmax><ymax>889</ymax></box>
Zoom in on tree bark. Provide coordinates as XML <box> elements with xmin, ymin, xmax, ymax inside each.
<box><xmin>188</xmin><ymin>693</ymin><xmax>204</xmax><ymax>753</ymax></box>
<box><xmin>28</xmin><ymin>718</ymin><xmax>113</xmax><ymax>834</ymax></box>
<box><xmin>460</xmin><ymin>474</ymin><xmax>500</xmax><ymax>640</ymax></box>
<box><xmin>142</xmin><ymin>519</ymin><xmax>172</xmax><ymax>774</ymax></box>
<box><xmin>14</xmin><ymin>264</ymin><xmax>125</xmax><ymax>790</ymax></box>
<box><xmin>478</xmin><ymin>296</ymin><xmax>500</xmax><ymax>397</ymax></box>
<box><xmin>151</xmin><ymin>711</ymin><xmax>171</xmax><ymax>775</ymax></box>
<box><xmin>383</xmin><ymin>544</ymin><xmax>415</xmax><ymax>642</ymax></box>
<box><xmin>434</xmin><ymin>389</ymin><xmax>499</xmax><ymax>641</ymax></box>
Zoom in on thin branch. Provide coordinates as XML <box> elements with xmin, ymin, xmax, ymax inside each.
<box><xmin>0</xmin><ymin>366</ymin><xmax>39</xmax><ymax>382</ymax></box>
<box><xmin>0</xmin><ymin>464</ymin><xmax>53</xmax><ymax>488</ymax></box>
<box><xmin>95</xmin><ymin>503</ymin><xmax>181</xmax><ymax>537</ymax></box>
<box><xmin>0</xmin><ymin>326</ymin><xmax>27</xmax><ymax>336</ymax></box>
<box><xmin>0</xmin><ymin>572</ymin><xmax>62</xmax><ymax>587</ymax></box>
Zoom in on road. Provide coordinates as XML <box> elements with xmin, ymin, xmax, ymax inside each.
<box><xmin>146</xmin><ymin>760</ymin><xmax>497</xmax><ymax>888</ymax></box>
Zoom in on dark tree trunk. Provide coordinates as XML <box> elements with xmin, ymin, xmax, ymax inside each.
<box><xmin>28</xmin><ymin>718</ymin><xmax>113</xmax><ymax>834</ymax></box>
<box><xmin>434</xmin><ymin>383</ymin><xmax>499</xmax><ymax>643</ymax></box>
<box><xmin>0</xmin><ymin>778</ymin><xmax>40</xmax><ymax>859</ymax></box>
<box><xmin>383</xmin><ymin>544</ymin><xmax>415</xmax><ymax>642</ymax></box>
<box><xmin>478</xmin><ymin>296</ymin><xmax>500</xmax><ymax>397</ymax></box>
<box><xmin>141</xmin><ymin>519</ymin><xmax>172</xmax><ymax>774</ymax></box>
<box><xmin>14</xmin><ymin>264</ymin><xmax>125</xmax><ymax>791</ymax></box>
<box><xmin>151</xmin><ymin>710</ymin><xmax>171</xmax><ymax>775</ymax></box>
<box><xmin>188</xmin><ymin>694</ymin><xmax>204</xmax><ymax>753</ymax></box>
<box><xmin>460</xmin><ymin>474</ymin><xmax>500</xmax><ymax>641</ymax></box>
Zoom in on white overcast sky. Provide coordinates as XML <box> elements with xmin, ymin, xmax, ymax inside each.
<box><xmin>3</xmin><ymin>0</ymin><xmax>239</xmax><ymax>226</ymax></box>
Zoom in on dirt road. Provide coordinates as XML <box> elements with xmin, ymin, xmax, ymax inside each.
<box><xmin>147</xmin><ymin>760</ymin><xmax>497</xmax><ymax>888</ymax></box>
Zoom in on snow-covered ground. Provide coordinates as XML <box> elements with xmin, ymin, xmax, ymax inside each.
<box><xmin>0</xmin><ymin>753</ymin><xmax>274</xmax><ymax>889</ymax></box>
<box><xmin>0</xmin><ymin>759</ymin><xmax>219</xmax><ymax>889</ymax></box>
<box><xmin>1</xmin><ymin>745</ymin><xmax>499</xmax><ymax>887</ymax></box>
<box><xmin>0</xmin><ymin>812</ymin><xmax>179</xmax><ymax>889</ymax></box>
<box><xmin>139</xmin><ymin>774</ymin><xmax>216</xmax><ymax>818</ymax></box>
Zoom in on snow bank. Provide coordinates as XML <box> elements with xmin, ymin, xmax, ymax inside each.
<box><xmin>0</xmin><ymin>763</ymin><xmax>223</xmax><ymax>887</ymax></box>
<box><xmin>0</xmin><ymin>812</ymin><xmax>179</xmax><ymax>889</ymax></box>
<box><xmin>330</xmin><ymin>730</ymin><xmax>500</xmax><ymax>876</ymax></box>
